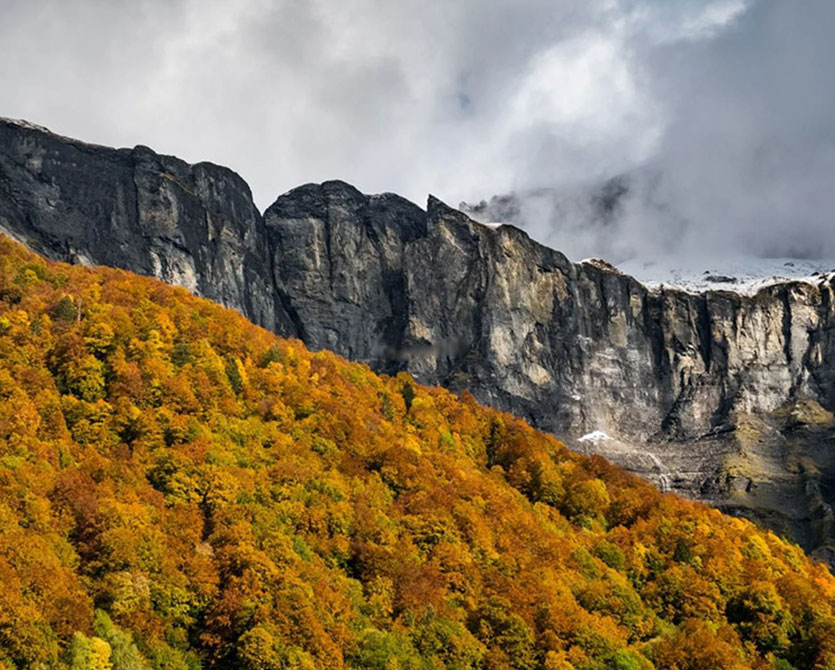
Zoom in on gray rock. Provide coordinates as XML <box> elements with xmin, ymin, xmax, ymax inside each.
<box><xmin>3</xmin><ymin>117</ymin><xmax>835</xmax><ymax>558</ymax></box>
<box><xmin>0</xmin><ymin>118</ymin><xmax>290</xmax><ymax>333</ymax></box>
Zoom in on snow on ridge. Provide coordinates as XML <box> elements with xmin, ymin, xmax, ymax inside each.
<box><xmin>599</xmin><ymin>256</ymin><xmax>835</xmax><ymax>296</ymax></box>
<box><xmin>0</xmin><ymin>117</ymin><xmax>53</xmax><ymax>134</ymax></box>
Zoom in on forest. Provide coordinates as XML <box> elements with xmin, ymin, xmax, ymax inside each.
<box><xmin>0</xmin><ymin>234</ymin><xmax>833</xmax><ymax>670</ymax></box>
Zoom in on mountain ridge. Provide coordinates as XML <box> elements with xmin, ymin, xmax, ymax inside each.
<box><xmin>2</xmin><ymin>117</ymin><xmax>835</xmax><ymax>560</ymax></box>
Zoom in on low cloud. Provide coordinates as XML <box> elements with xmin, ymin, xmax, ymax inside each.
<box><xmin>0</xmin><ymin>0</ymin><xmax>831</xmax><ymax>261</ymax></box>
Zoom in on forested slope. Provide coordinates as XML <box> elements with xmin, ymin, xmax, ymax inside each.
<box><xmin>0</xmin><ymin>235</ymin><xmax>833</xmax><ymax>670</ymax></box>
<box><xmin>6</xmin><ymin>118</ymin><xmax>835</xmax><ymax>560</ymax></box>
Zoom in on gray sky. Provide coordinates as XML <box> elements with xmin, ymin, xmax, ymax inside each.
<box><xmin>1</xmin><ymin>0</ymin><xmax>833</xmax><ymax>261</ymax></box>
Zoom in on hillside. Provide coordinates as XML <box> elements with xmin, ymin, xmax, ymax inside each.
<box><xmin>0</xmin><ymin>235</ymin><xmax>834</xmax><ymax>670</ymax></box>
<box><xmin>4</xmin><ymin>118</ymin><xmax>835</xmax><ymax>562</ymax></box>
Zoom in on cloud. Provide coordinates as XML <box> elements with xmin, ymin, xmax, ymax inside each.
<box><xmin>464</xmin><ymin>0</ymin><xmax>835</xmax><ymax>263</ymax></box>
<box><xmin>0</xmin><ymin>0</ymin><xmax>831</xmax><ymax>261</ymax></box>
<box><xmin>627</xmin><ymin>0</ymin><xmax>835</xmax><ymax>260</ymax></box>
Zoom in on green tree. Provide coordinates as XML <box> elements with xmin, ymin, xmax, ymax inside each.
<box><xmin>93</xmin><ymin>610</ymin><xmax>150</xmax><ymax>670</ymax></box>
<box><xmin>69</xmin><ymin>633</ymin><xmax>112</xmax><ymax>670</ymax></box>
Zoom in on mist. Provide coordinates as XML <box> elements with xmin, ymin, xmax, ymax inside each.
<box><xmin>0</xmin><ymin>0</ymin><xmax>832</xmax><ymax>263</ymax></box>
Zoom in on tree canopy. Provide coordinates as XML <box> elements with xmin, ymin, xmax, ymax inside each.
<box><xmin>0</xmin><ymin>235</ymin><xmax>833</xmax><ymax>669</ymax></box>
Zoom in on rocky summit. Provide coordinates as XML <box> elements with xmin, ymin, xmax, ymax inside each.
<box><xmin>2</xmin><ymin>117</ymin><xmax>834</xmax><ymax>559</ymax></box>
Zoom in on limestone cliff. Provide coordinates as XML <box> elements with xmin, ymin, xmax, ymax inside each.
<box><xmin>2</xmin><ymin>117</ymin><xmax>834</xmax><ymax>558</ymax></box>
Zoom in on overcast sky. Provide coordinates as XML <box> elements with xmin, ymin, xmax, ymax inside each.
<box><xmin>1</xmin><ymin>0</ymin><xmax>832</xmax><ymax>261</ymax></box>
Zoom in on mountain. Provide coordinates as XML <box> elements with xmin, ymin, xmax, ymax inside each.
<box><xmin>0</xmin><ymin>119</ymin><xmax>287</xmax><ymax>333</ymax></box>
<box><xmin>1</xmin><ymin>233</ymin><xmax>835</xmax><ymax>669</ymax></box>
<box><xmin>460</xmin><ymin>187</ymin><xmax>835</xmax><ymax>294</ymax></box>
<box><xmin>2</xmin><ymin>118</ymin><xmax>835</xmax><ymax>562</ymax></box>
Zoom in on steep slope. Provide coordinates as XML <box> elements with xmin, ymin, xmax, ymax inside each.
<box><xmin>3</xmin><ymin>118</ymin><xmax>835</xmax><ymax>559</ymax></box>
<box><xmin>0</xmin><ymin>118</ymin><xmax>289</xmax><ymax>333</ymax></box>
<box><xmin>2</xmin><ymin>235</ymin><xmax>835</xmax><ymax>670</ymax></box>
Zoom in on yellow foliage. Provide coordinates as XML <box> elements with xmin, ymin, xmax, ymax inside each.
<box><xmin>0</xmin><ymin>234</ymin><xmax>832</xmax><ymax>670</ymax></box>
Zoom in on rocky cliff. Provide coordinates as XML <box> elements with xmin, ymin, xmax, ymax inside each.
<box><xmin>2</xmin><ymin>117</ymin><xmax>834</xmax><ymax>558</ymax></box>
<box><xmin>0</xmin><ymin>118</ymin><xmax>290</xmax><ymax>333</ymax></box>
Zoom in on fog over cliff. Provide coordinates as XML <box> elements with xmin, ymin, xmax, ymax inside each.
<box><xmin>0</xmin><ymin>0</ymin><xmax>833</xmax><ymax>262</ymax></box>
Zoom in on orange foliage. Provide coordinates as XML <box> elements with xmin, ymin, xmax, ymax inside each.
<box><xmin>0</xmin><ymin>235</ymin><xmax>833</xmax><ymax>669</ymax></box>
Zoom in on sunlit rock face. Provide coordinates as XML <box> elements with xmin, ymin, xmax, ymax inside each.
<box><xmin>3</xmin><ymin>117</ymin><xmax>835</xmax><ymax>560</ymax></box>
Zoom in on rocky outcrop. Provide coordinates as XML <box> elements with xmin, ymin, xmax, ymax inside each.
<box><xmin>267</xmin><ymin>183</ymin><xmax>835</xmax><ymax>442</ymax></box>
<box><xmin>3</xmin><ymin>117</ymin><xmax>835</xmax><ymax>558</ymax></box>
<box><xmin>264</xmin><ymin>181</ymin><xmax>426</xmax><ymax>371</ymax></box>
<box><xmin>0</xmin><ymin>118</ymin><xmax>289</xmax><ymax>333</ymax></box>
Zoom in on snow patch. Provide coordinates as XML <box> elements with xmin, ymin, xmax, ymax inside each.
<box><xmin>578</xmin><ymin>430</ymin><xmax>612</xmax><ymax>443</ymax></box>
<box><xmin>608</xmin><ymin>255</ymin><xmax>835</xmax><ymax>295</ymax></box>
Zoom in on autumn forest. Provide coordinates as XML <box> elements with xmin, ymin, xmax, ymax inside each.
<box><xmin>0</xmin><ymin>235</ymin><xmax>834</xmax><ymax>670</ymax></box>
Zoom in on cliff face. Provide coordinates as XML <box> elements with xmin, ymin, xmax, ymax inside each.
<box><xmin>267</xmin><ymin>182</ymin><xmax>835</xmax><ymax>443</ymax></box>
<box><xmin>2</xmin><ymin>118</ymin><xmax>835</xmax><ymax>557</ymax></box>
<box><xmin>0</xmin><ymin>119</ymin><xmax>288</xmax><ymax>333</ymax></box>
